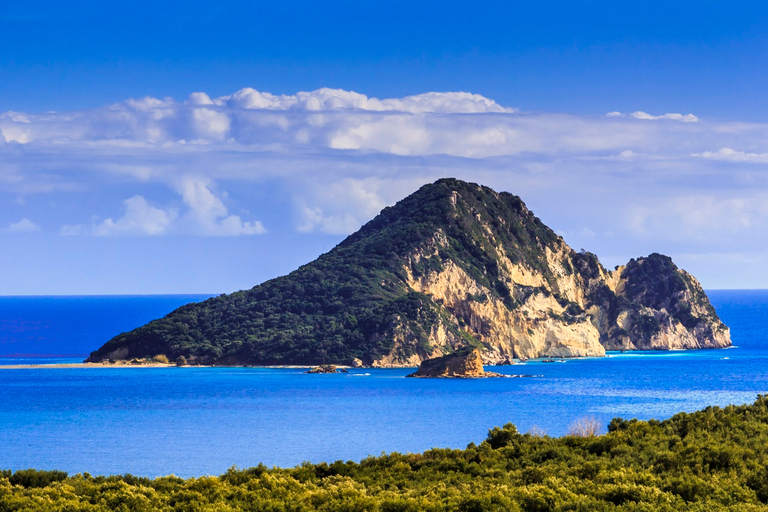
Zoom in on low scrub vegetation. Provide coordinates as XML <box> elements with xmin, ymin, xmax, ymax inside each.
<box><xmin>6</xmin><ymin>396</ymin><xmax>768</xmax><ymax>510</ymax></box>
<box><xmin>567</xmin><ymin>416</ymin><xmax>602</xmax><ymax>437</ymax></box>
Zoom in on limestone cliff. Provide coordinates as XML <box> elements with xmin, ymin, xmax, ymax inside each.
<box><xmin>86</xmin><ymin>178</ymin><xmax>730</xmax><ymax>366</ymax></box>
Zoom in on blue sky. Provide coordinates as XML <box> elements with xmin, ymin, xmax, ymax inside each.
<box><xmin>2</xmin><ymin>1</ymin><xmax>768</xmax><ymax>293</ymax></box>
<box><xmin>4</xmin><ymin>1</ymin><xmax>768</xmax><ymax>119</ymax></box>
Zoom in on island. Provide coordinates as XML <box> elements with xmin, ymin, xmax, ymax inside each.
<box><xmin>86</xmin><ymin>178</ymin><xmax>730</xmax><ymax>367</ymax></box>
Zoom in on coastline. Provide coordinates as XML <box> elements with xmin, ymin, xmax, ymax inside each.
<box><xmin>0</xmin><ymin>362</ymin><xmax>178</xmax><ymax>369</ymax></box>
<box><xmin>0</xmin><ymin>349</ymin><xmax>727</xmax><ymax>370</ymax></box>
<box><xmin>0</xmin><ymin>363</ymin><xmax>356</xmax><ymax>370</ymax></box>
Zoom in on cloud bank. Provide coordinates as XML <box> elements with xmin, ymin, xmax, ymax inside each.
<box><xmin>2</xmin><ymin>87</ymin><xmax>768</xmax><ymax>287</ymax></box>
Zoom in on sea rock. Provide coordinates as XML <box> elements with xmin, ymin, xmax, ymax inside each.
<box><xmin>306</xmin><ymin>365</ymin><xmax>340</xmax><ymax>374</ymax></box>
<box><xmin>406</xmin><ymin>348</ymin><xmax>504</xmax><ymax>378</ymax></box>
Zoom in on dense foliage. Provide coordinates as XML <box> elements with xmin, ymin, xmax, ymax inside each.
<box><xmin>87</xmin><ymin>178</ymin><xmax>566</xmax><ymax>365</ymax></box>
<box><xmin>6</xmin><ymin>396</ymin><xmax>768</xmax><ymax>510</ymax></box>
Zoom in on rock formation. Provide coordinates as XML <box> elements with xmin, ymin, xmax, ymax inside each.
<box><xmin>306</xmin><ymin>365</ymin><xmax>346</xmax><ymax>374</ymax></box>
<box><xmin>86</xmin><ymin>178</ymin><xmax>730</xmax><ymax>367</ymax></box>
<box><xmin>406</xmin><ymin>348</ymin><xmax>504</xmax><ymax>378</ymax></box>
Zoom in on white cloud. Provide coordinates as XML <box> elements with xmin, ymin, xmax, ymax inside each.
<box><xmin>6</xmin><ymin>86</ymin><xmax>768</xmax><ymax>287</ymax></box>
<box><xmin>190</xmin><ymin>108</ymin><xmax>230</xmax><ymax>140</ymax></box>
<box><xmin>630</xmin><ymin>111</ymin><xmax>699</xmax><ymax>122</ymax></box>
<box><xmin>188</xmin><ymin>92</ymin><xmax>215</xmax><ymax>106</ymax></box>
<box><xmin>176</xmin><ymin>178</ymin><xmax>266</xmax><ymax>236</ymax></box>
<box><xmin>295</xmin><ymin>178</ymin><xmax>390</xmax><ymax>234</ymax></box>
<box><xmin>220</xmin><ymin>88</ymin><xmax>515</xmax><ymax>114</ymax></box>
<box><xmin>0</xmin><ymin>125</ymin><xmax>32</xmax><ymax>143</ymax></box>
<box><xmin>5</xmin><ymin>218</ymin><xmax>40</xmax><ymax>233</ymax></box>
<box><xmin>94</xmin><ymin>195</ymin><xmax>177</xmax><ymax>236</ymax></box>
<box><xmin>605</xmin><ymin>110</ymin><xmax>699</xmax><ymax>123</ymax></box>
<box><xmin>693</xmin><ymin>147</ymin><xmax>768</xmax><ymax>163</ymax></box>
<box><xmin>0</xmin><ymin>89</ymin><xmax>716</xmax><ymax>161</ymax></box>
<box><xmin>296</xmin><ymin>205</ymin><xmax>361</xmax><ymax>235</ymax></box>
<box><xmin>87</xmin><ymin>184</ymin><xmax>266</xmax><ymax>237</ymax></box>
<box><xmin>604</xmin><ymin>111</ymin><xmax>699</xmax><ymax>122</ymax></box>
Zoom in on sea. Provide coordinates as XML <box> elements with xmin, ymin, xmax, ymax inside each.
<box><xmin>0</xmin><ymin>290</ymin><xmax>767</xmax><ymax>477</ymax></box>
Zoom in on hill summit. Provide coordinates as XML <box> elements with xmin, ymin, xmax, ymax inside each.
<box><xmin>87</xmin><ymin>178</ymin><xmax>730</xmax><ymax>366</ymax></box>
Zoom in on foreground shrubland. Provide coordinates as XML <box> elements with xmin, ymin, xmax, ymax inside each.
<box><xmin>5</xmin><ymin>396</ymin><xmax>768</xmax><ymax>511</ymax></box>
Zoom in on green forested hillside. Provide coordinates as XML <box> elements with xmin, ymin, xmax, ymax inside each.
<box><xmin>5</xmin><ymin>396</ymin><xmax>768</xmax><ymax>510</ymax></box>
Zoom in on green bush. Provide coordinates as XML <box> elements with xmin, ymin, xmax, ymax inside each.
<box><xmin>8</xmin><ymin>469</ymin><xmax>68</xmax><ymax>488</ymax></box>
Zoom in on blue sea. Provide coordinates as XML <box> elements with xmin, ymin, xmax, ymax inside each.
<box><xmin>1</xmin><ymin>290</ymin><xmax>767</xmax><ymax>477</ymax></box>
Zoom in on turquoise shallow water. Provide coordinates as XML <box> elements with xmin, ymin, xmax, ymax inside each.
<box><xmin>0</xmin><ymin>290</ymin><xmax>766</xmax><ymax>477</ymax></box>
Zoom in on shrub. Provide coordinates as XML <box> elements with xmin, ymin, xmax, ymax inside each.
<box><xmin>485</xmin><ymin>423</ymin><xmax>520</xmax><ymax>448</ymax></box>
<box><xmin>176</xmin><ymin>356</ymin><xmax>187</xmax><ymax>366</ymax></box>
<box><xmin>568</xmin><ymin>417</ymin><xmax>601</xmax><ymax>437</ymax></box>
<box><xmin>9</xmin><ymin>469</ymin><xmax>68</xmax><ymax>488</ymax></box>
<box><xmin>153</xmin><ymin>354</ymin><xmax>170</xmax><ymax>364</ymax></box>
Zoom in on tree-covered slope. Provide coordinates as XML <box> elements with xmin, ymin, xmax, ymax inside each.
<box><xmin>6</xmin><ymin>396</ymin><xmax>768</xmax><ymax>510</ymax></box>
<box><xmin>87</xmin><ymin>178</ymin><xmax>729</xmax><ymax>366</ymax></box>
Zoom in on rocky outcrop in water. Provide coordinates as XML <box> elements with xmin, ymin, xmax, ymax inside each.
<box><xmin>407</xmin><ymin>348</ymin><xmax>481</xmax><ymax>378</ymax></box>
<box><xmin>306</xmin><ymin>365</ymin><xmax>349</xmax><ymax>374</ymax></box>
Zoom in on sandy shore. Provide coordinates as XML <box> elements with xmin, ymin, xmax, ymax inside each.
<box><xmin>0</xmin><ymin>363</ymin><xmax>357</xmax><ymax>370</ymax></box>
<box><xmin>0</xmin><ymin>362</ymin><xmax>177</xmax><ymax>369</ymax></box>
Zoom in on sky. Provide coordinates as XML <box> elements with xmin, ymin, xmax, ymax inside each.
<box><xmin>2</xmin><ymin>1</ymin><xmax>768</xmax><ymax>294</ymax></box>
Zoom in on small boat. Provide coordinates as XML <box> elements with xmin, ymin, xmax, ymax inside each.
<box><xmin>542</xmin><ymin>358</ymin><xmax>555</xmax><ymax>363</ymax></box>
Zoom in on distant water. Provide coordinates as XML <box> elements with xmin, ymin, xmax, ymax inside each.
<box><xmin>0</xmin><ymin>290</ymin><xmax>767</xmax><ymax>477</ymax></box>
<box><xmin>0</xmin><ymin>295</ymin><xmax>214</xmax><ymax>359</ymax></box>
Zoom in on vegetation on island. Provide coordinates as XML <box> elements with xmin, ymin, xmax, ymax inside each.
<box><xmin>5</xmin><ymin>396</ymin><xmax>768</xmax><ymax>510</ymax></box>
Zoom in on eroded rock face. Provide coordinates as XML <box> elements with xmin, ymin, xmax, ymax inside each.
<box><xmin>402</xmin><ymin>258</ymin><xmax>605</xmax><ymax>364</ymax></box>
<box><xmin>384</xmin><ymin>244</ymin><xmax>730</xmax><ymax>365</ymax></box>
<box><xmin>376</xmin><ymin>186</ymin><xmax>730</xmax><ymax>366</ymax></box>
<box><xmin>406</xmin><ymin>348</ymin><xmax>487</xmax><ymax>378</ymax></box>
